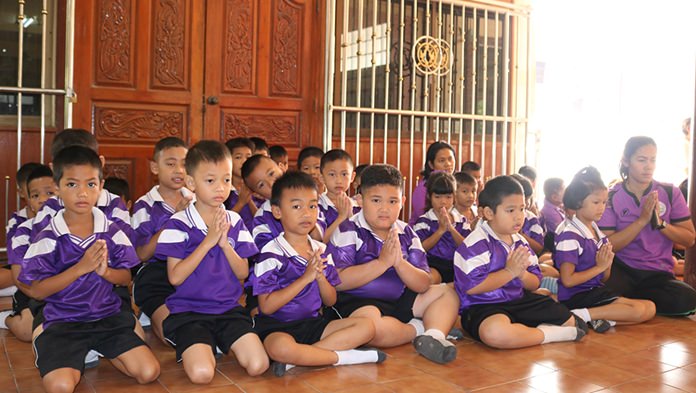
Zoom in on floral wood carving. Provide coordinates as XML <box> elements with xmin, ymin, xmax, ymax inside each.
<box><xmin>104</xmin><ymin>161</ymin><xmax>132</xmax><ymax>181</ymax></box>
<box><xmin>97</xmin><ymin>0</ymin><xmax>132</xmax><ymax>85</ymax></box>
<box><xmin>95</xmin><ymin>108</ymin><xmax>184</xmax><ymax>141</ymax></box>
<box><xmin>153</xmin><ymin>0</ymin><xmax>186</xmax><ymax>88</ymax></box>
<box><xmin>224</xmin><ymin>0</ymin><xmax>254</xmax><ymax>93</ymax></box>
<box><xmin>223</xmin><ymin>113</ymin><xmax>299</xmax><ymax>145</ymax></box>
<box><xmin>271</xmin><ymin>0</ymin><xmax>301</xmax><ymax>96</ymax></box>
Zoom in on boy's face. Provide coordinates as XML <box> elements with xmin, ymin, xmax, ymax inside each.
<box><xmin>27</xmin><ymin>177</ymin><xmax>57</xmax><ymax>214</ymax></box>
<box><xmin>271</xmin><ymin>186</ymin><xmax>319</xmax><ymax>236</ymax></box>
<box><xmin>455</xmin><ymin>182</ymin><xmax>477</xmax><ymax>209</ymax></box>
<box><xmin>358</xmin><ymin>184</ymin><xmax>404</xmax><ymax>233</ymax></box>
<box><xmin>431</xmin><ymin>193</ymin><xmax>454</xmax><ymax>211</ymax></box>
<box><xmin>483</xmin><ymin>193</ymin><xmax>525</xmax><ymax>236</ymax></box>
<box><xmin>550</xmin><ymin>186</ymin><xmax>565</xmax><ymax>205</ymax></box>
<box><xmin>231</xmin><ymin>147</ymin><xmax>253</xmax><ymax>178</ymax></box>
<box><xmin>273</xmin><ymin>155</ymin><xmax>289</xmax><ymax>173</ymax></box>
<box><xmin>245</xmin><ymin>158</ymin><xmax>281</xmax><ymax>200</ymax></box>
<box><xmin>58</xmin><ymin>165</ymin><xmax>102</xmax><ymax>215</ymax></box>
<box><xmin>322</xmin><ymin>159</ymin><xmax>355</xmax><ymax>196</ymax></box>
<box><xmin>186</xmin><ymin>159</ymin><xmax>232</xmax><ymax>208</ymax></box>
<box><xmin>152</xmin><ymin>146</ymin><xmax>187</xmax><ymax>191</ymax></box>
<box><xmin>300</xmin><ymin>156</ymin><xmax>324</xmax><ymax>188</ymax></box>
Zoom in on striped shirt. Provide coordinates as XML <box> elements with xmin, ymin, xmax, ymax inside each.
<box><xmin>318</xmin><ymin>192</ymin><xmax>361</xmax><ymax>230</ymax></box>
<box><xmin>414</xmin><ymin>208</ymin><xmax>471</xmax><ymax>261</ymax></box>
<box><xmin>6</xmin><ymin>207</ymin><xmax>29</xmax><ymax>246</ymax></box>
<box><xmin>252</xmin><ymin>200</ymin><xmax>325</xmax><ymax>251</ymax></box>
<box><xmin>522</xmin><ymin>210</ymin><xmax>545</xmax><ymax>246</ymax></box>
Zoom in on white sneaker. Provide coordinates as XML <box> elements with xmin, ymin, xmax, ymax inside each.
<box><xmin>0</xmin><ymin>310</ymin><xmax>12</xmax><ymax>329</ymax></box>
<box><xmin>138</xmin><ymin>312</ymin><xmax>152</xmax><ymax>328</ymax></box>
<box><xmin>0</xmin><ymin>286</ymin><xmax>17</xmax><ymax>297</ymax></box>
<box><xmin>84</xmin><ymin>350</ymin><xmax>101</xmax><ymax>369</ymax></box>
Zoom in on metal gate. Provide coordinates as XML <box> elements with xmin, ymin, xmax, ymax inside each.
<box><xmin>323</xmin><ymin>0</ymin><xmax>532</xmax><ymax>219</ymax></box>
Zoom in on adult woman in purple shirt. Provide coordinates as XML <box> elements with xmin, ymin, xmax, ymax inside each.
<box><xmin>409</xmin><ymin>141</ymin><xmax>456</xmax><ymax>225</ymax></box>
<box><xmin>598</xmin><ymin>136</ymin><xmax>696</xmax><ymax>315</ymax></box>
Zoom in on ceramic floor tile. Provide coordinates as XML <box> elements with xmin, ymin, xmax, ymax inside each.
<box><xmin>157</xmin><ymin>368</ymin><xmax>233</xmax><ymax>392</ymax></box>
<box><xmin>380</xmin><ymin>374</ymin><xmax>464</xmax><ymax>393</ymax></box>
<box><xmin>610</xmin><ymin>377</ymin><xmax>690</xmax><ymax>393</ymax></box>
<box><xmin>522</xmin><ymin>370</ymin><xmax>605</xmax><ymax>393</ymax></box>
<box><xmin>558</xmin><ymin>360</ymin><xmax>641</xmax><ymax>387</ymax></box>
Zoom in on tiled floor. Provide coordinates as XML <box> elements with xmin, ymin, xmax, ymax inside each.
<box><xmin>4</xmin><ymin>296</ymin><xmax>696</xmax><ymax>393</ymax></box>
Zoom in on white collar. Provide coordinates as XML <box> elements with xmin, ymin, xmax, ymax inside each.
<box><xmin>51</xmin><ymin>207</ymin><xmax>109</xmax><ymax>237</ymax></box>
<box><xmin>354</xmin><ymin>211</ymin><xmax>405</xmax><ymax>238</ymax></box>
<box><xmin>273</xmin><ymin>233</ymin><xmax>323</xmax><ymax>265</ymax></box>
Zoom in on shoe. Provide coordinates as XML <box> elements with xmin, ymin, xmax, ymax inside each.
<box><xmin>413</xmin><ymin>335</ymin><xmax>457</xmax><ymax>364</ymax></box>
<box><xmin>84</xmin><ymin>350</ymin><xmax>100</xmax><ymax>369</ymax></box>
<box><xmin>573</xmin><ymin>315</ymin><xmax>589</xmax><ymax>341</ymax></box>
<box><xmin>447</xmin><ymin>327</ymin><xmax>465</xmax><ymax>341</ymax></box>
<box><xmin>589</xmin><ymin>319</ymin><xmax>612</xmax><ymax>333</ymax></box>
<box><xmin>271</xmin><ymin>361</ymin><xmax>287</xmax><ymax>377</ymax></box>
<box><xmin>356</xmin><ymin>346</ymin><xmax>387</xmax><ymax>363</ymax></box>
<box><xmin>0</xmin><ymin>286</ymin><xmax>17</xmax><ymax>297</ymax></box>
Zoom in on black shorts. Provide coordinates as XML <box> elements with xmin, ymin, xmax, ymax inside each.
<box><xmin>30</xmin><ymin>299</ymin><xmax>46</xmax><ymax>331</ymax></box>
<box><xmin>163</xmin><ymin>306</ymin><xmax>256</xmax><ymax>361</ymax></box>
<box><xmin>12</xmin><ymin>289</ymin><xmax>31</xmax><ymax>315</ymax></box>
<box><xmin>460</xmin><ymin>292</ymin><xmax>573</xmax><ymax>341</ymax></box>
<box><xmin>133</xmin><ymin>261</ymin><xmax>175</xmax><ymax>317</ymax></box>
<box><xmin>427</xmin><ymin>255</ymin><xmax>454</xmax><ymax>283</ymax></box>
<box><xmin>253</xmin><ymin>314</ymin><xmax>330</xmax><ymax>344</ymax></box>
<box><xmin>114</xmin><ymin>285</ymin><xmax>134</xmax><ymax>314</ymax></box>
<box><xmin>561</xmin><ymin>286</ymin><xmax>618</xmax><ymax>310</ymax></box>
<box><xmin>244</xmin><ymin>286</ymin><xmax>258</xmax><ymax>314</ymax></box>
<box><xmin>328</xmin><ymin>288</ymin><xmax>418</xmax><ymax>323</ymax></box>
<box><xmin>33</xmin><ymin>310</ymin><xmax>146</xmax><ymax>377</ymax></box>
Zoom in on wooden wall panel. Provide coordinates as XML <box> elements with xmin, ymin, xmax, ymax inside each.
<box><xmin>151</xmin><ymin>0</ymin><xmax>190</xmax><ymax>90</ymax></box>
<box><xmin>94</xmin><ymin>0</ymin><xmax>135</xmax><ymax>87</ymax></box>
<box><xmin>270</xmin><ymin>0</ymin><xmax>302</xmax><ymax>97</ymax></box>
<box><xmin>223</xmin><ymin>0</ymin><xmax>257</xmax><ymax>95</ymax></box>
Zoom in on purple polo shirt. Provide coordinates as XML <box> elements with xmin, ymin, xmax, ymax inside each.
<box><xmin>252</xmin><ymin>200</ymin><xmax>325</xmax><ymax>251</ymax></box>
<box><xmin>131</xmin><ymin>186</ymin><xmax>194</xmax><ymax>262</ymax></box>
<box><xmin>223</xmin><ymin>186</ymin><xmax>259</xmax><ymax>230</ymax></box>
<box><xmin>598</xmin><ymin>181</ymin><xmax>691</xmax><ymax>273</ymax></box>
<box><xmin>318</xmin><ymin>192</ymin><xmax>361</xmax><ymax>229</ymax></box>
<box><xmin>327</xmin><ymin>211</ymin><xmax>429</xmax><ymax>301</ymax></box>
<box><xmin>554</xmin><ymin>217</ymin><xmax>609</xmax><ymax>301</ymax></box>
<box><xmin>253</xmin><ymin>234</ymin><xmax>341</xmax><ymax>322</ymax></box>
<box><xmin>414</xmin><ymin>208</ymin><xmax>471</xmax><ymax>260</ymax></box>
<box><xmin>6</xmin><ymin>207</ymin><xmax>29</xmax><ymax>246</ymax></box>
<box><xmin>31</xmin><ymin>190</ymin><xmax>134</xmax><ymax>243</ymax></box>
<box><xmin>453</xmin><ymin>221</ymin><xmax>543</xmax><ymax>310</ymax></box>
<box><xmin>540</xmin><ymin>200</ymin><xmax>565</xmax><ymax>236</ymax></box>
<box><xmin>19</xmin><ymin>208</ymin><xmax>139</xmax><ymax>327</ymax></box>
<box><xmin>8</xmin><ymin>218</ymin><xmax>35</xmax><ymax>265</ymax></box>
<box><xmin>522</xmin><ymin>210</ymin><xmax>545</xmax><ymax>246</ymax></box>
<box><xmin>409</xmin><ymin>178</ymin><xmax>427</xmax><ymax>225</ymax></box>
<box><xmin>155</xmin><ymin>203</ymin><xmax>258</xmax><ymax>314</ymax></box>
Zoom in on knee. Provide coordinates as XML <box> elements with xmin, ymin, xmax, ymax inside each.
<box><xmin>244</xmin><ymin>355</ymin><xmax>269</xmax><ymax>377</ymax></box>
<box><xmin>44</xmin><ymin>378</ymin><xmax>78</xmax><ymax>393</ymax></box>
<box><xmin>479</xmin><ymin>326</ymin><xmax>509</xmax><ymax>349</ymax></box>
<box><xmin>187</xmin><ymin>364</ymin><xmax>216</xmax><ymax>385</ymax></box>
<box><xmin>266</xmin><ymin>343</ymin><xmax>292</xmax><ymax>362</ymax></box>
<box><xmin>134</xmin><ymin>361</ymin><xmax>160</xmax><ymax>384</ymax></box>
<box><xmin>642</xmin><ymin>301</ymin><xmax>657</xmax><ymax>321</ymax></box>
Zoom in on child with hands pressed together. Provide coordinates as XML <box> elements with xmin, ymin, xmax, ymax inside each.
<box><xmin>253</xmin><ymin>172</ymin><xmax>384</xmax><ymax>377</ymax></box>
<box><xmin>453</xmin><ymin>171</ymin><xmax>479</xmax><ymax>226</ymax></box>
<box><xmin>319</xmin><ymin>149</ymin><xmax>361</xmax><ymax>242</ymax></box>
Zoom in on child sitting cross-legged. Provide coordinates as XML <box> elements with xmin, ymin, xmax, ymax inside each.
<box><xmin>253</xmin><ymin>171</ymin><xmax>385</xmax><ymax>377</ymax></box>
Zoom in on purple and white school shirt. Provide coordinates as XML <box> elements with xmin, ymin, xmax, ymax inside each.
<box><xmin>522</xmin><ymin>210</ymin><xmax>545</xmax><ymax>246</ymax></box>
<box><xmin>252</xmin><ymin>200</ymin><xmax>325</xmax><ymax>251</ymax></box>
<box><xmin>155</xmin><ymin>203</ymin><xmax>258</xmax><ymax>314</ymax></box>
<box><xmin>19</xmin><ymin>208</ymin><xmax>139</xmax><ymax>327</ymax></box>
<box><xmin>131</xmin><ymin>186</ymin><xmax>193</xmax><ymax>263</ymax></box>
<box><xmin>598</xmin><ymin>181</ymin><xmax>690</xmax><ymax>273</ymax></box>
<box><xmin>223</xmin><ymin>186</ymin><xmax>260</xmax><ymax>230</ymax></box>
<box><xmin>414</xmin><ymin>208</ymin><xmax>471</xmax><ymax>260</ymax></box>
<box><xmin>6</xmin><ymin>207</ymin><xmax>29</xmax><ymax>245</ymax></box>
<box><xmin>454</xmin><ymin>221</ymin><xmax>542</xmax><ymax>310</ymax></box>
<box><xmin>540</xmin><ymin>201</ymin><xmax>565</xmax><ymax>236</ymax></box>
<box><xmin>327</xmin><ymin>211</ymin><xmax>429</xmax><ymax>301</ymax></box>
<box><xmin>7</xmin><ymin>217</ymin><xmax>35</xmax><ymax>265</ymax></box>
<box><xmin>554</xmin><ymin>216</ymin><xmax>609</xmax><ymax>301</ymax></box>
<box><xmin>253</xmin><ymin>234</ymin><xmax>340</xmax><ymax>322</ymax></box>
<box><xmin>31</xmin><ymin>190</ymin><xmax>133</xmax><ymax>243</ymax></box>
<box><xmin>318</xmin><ymin>192</ymin><xmax>361</xmax><ymax>229</ymax></box>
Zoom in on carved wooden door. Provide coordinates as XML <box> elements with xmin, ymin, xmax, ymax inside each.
<box><xmin>202</xmin><ymin>0</ymin><xmax>324</xmax><ymax>162</ymax></box>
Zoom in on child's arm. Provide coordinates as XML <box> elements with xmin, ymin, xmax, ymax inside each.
<box><xmin>561</xmin><ymin>242</ymin><xmax>614</xmax><ymax>286</ymax></box>
<box><xmin>519</xmin><ymin>269</ymin><xmax>541</xmax><ymax>290</ymax></box>
<box><xmin>336</xmin><ymin>259</ymin><xmax>392</xmax><ymax>291</ymax></box>
<box><xmin>219</xmin><ymin>222</ymin><xmax>249</xmax><ymax>280</ymax></box>
<box><xmin>391</xmin><ymin>230</ymin><xmax>430</xmax><ymax>293</ymax></box>
<box><xmin>136</xmin><ymin>229</ymin><xmax>163</xmax><ymax>262</ymax></box>
<box><xmin>465</xmin><ymin>246</ymin><xmax>530</xmax><ymax>295</ymax></box>
<box><xmin>257</xmin><ymin>253</ymin><xmax>322</xmax><ymax>315</ymax></box>
<box><xmin>96</xmin><ymin>264</ymin><xmax>132</xmax><ymax>286</ymax></box>
<box><xmin>29</xmin><ymin>240</ymin><xmax>106</xmax><ymax>300</ymax></box>
<box><xmin>10</xmin><ymin>265</ymin><xmax>32</xmax><ymax>297</ymax></box>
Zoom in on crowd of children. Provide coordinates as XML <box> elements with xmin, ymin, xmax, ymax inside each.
<box><xmin>3</xmin><ymin>131</ymin><xmax>694</xmax><ymax>391</ymax></box>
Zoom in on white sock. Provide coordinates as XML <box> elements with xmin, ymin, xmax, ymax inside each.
<box><xmin>334</xmin><ymin>349</ymin><xmax>380</xmax><ymax>366</ymax></box>
<box><xmin>408</xmin><ymin>318</ymin><xmax>425</xmax><ymax>336</ymax></box>
<box><xmin>538</xmin><ymin>324</ymin><xmax>580</xmax><ymax>344</ymax></box>
<box><xmin>423</xmin><ymin>328</ymin><xmax>455</xmax><ymax>347</ymax></box>
<box><xmin>0</xmin><ymin>286</ymin><xmax>17</xmax><ymax>297</ymax></box>
<box><xmin>571</xmin><ymin>308</ymin><xmax>591</xmax><ymax>323</ymax></box>
<box><xmin>285</xmin><ymin>364</ymin><xmax>296</xmax><ymax>372</ymax></box>
<box><xmin>0</xmin><ymin>310</ymin><xmax>12</xmax><ymax>329</ymax></box>
<box><xmin>608</xmin><ymin>320</ymin><xmax>617</xmax><ymax>327</ymax></box>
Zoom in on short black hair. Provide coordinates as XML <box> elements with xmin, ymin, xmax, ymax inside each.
<box><xmin>185</xmin><ymin>140</ymin><xmax>231</xmax><ymax>176</ymax></box>
<box><xmin>154</xmin><ymin>137</ymin><xmax>187</xmax><ymax>161</ymax></box>
<box><xmin>478</xmin><ymin>175</ymin><xmax>524</xmax><ymax>212</ymax></box>
<box><xmin>518</xmin><ymin>165</ymin><xmax>537</xmax><ymax>182</ymax></box>
<box><xmin>17</xmin><ymin>162</ymin><xmax>42</xmax><ymax>187</ymax></box>
<box><xmin>425</xmin><ymin>172</ymin><xmax>456</xmax><ymax>210</ymax></box>
<box><xmin>249</xmin><ymin>137</ymin><xmax>269</xmax><ymax>153</ymax></box>
<box><xmin>543</xmin><ymin>178</ymin><xmax>564</xmax><ymax>199</ymax></box>
<box><xmin>52</xmin><ymin>146</ymin><xmax>103</xmax><ymax>183</ymax></box>
<box><xmin>104</xmin><ymin>177</ymin><xmax>131</xmax><ymax>202</ymax></box>
<box><xmin>269</xmin><ymin>145</ymin><xmax>288</xmax><ymax>160</ymax></box>
<box><xmin>511</xmin><ymin>174</ymin><xmax>533</xmax><ymax>199</ymax></box>
<box><xmin>51</xmin><ymin>128</ymin><xmax>98</xmax><ymax>160</ymax></box>
<box><xmin>453</xmin><ymin>171</ymin><xmax>477</xmax><ymax>187</ymax></box>
<box><xmin>461</xmin><ymin>161</ymin><xmax>481</xmax><ymax>172</ymax></box>
<box><xmin>26</xmin><ymin>165</ymin><xmax>53</xmax><ymax>194</ymax></box>
<box><xmin>297</xmin><ymin>146</ymin><xmax>324</xmax><ymax>169</ymax></box>
<box><xmin>241</xmin><ymin>154</ymin><xmax>274</xmax><ymax>181</ymax></box>
<box><xmin>563</xmin><ymin>167</ymin><xmax>606</xmax><ymax>210</ymax></box>
<box><xmin>359</xmin><ymin>164</ymin><xmax>403</xmax><ymax>192</ymax></box>
<box><xmin>225</xmin><ymin>137</ymin><xmax>255</xmax><ymax>154</ymax></box>
<box><xmin>421</xmin><ymin>141</ymin><xmax>455</xmax><ymax>179</ymax></box>
<box><xmin>320</xmin><ymin>149</ymin><xmax>354</xmax><ymax>171</ymax></box>
<box><xmin>679</xmin><ymin>178</ymin><xmax>688</xmax><ymax>201</ymax></box>
<box><xmin>354</xmin><ymin>164</ymin><xmax>369</xmax><ymax>178</ymax></box>
<box><xmin>270</xmin><ymin>171</ymin><xmax>317</xmax><ymax>206</ymax></box>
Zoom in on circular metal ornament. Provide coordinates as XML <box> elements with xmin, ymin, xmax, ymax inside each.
<box><xmin>412</xmin><ymin>35</ymin><xmax>452</xmax><ymax>76</ymax></box>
